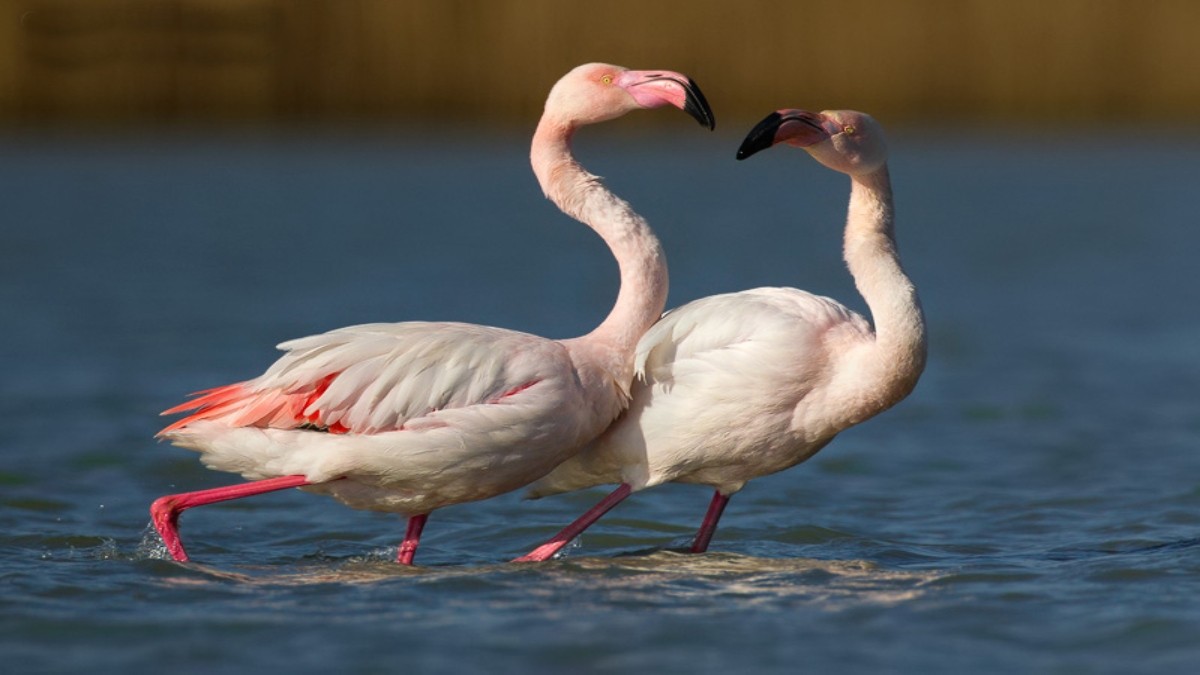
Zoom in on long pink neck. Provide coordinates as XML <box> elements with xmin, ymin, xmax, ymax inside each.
<box><xmin>531</xmin><ymin>117</ymin><xmax>669</xmax><ymax>381</ymax></box>
<box><xmin>841</xmin><ymin>166</ymin><xmax>927</xmax><ymax>410</ymax></box>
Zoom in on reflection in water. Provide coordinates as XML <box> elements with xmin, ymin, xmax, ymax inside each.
<box><xmin>145</xmin><ymin>547</ymin><xmax>942</xmax><ymax>611</ymax></box>
<box><xmin>521</xmin><ymin>552</ymin><xmax>941</xmax><ymax>611</ymax></box>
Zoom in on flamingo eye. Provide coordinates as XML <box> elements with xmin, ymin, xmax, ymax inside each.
<box><xmin>601</xmin><ymin>74</ymin><xmax>613</xmax><ymax>85</ymax></box>
<box><xmin>843</xmin><ymin>125</ymin><xmax>856</xmax><ymax>135</ymax></box>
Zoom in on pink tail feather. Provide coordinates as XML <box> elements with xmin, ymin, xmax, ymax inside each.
<box><xmin>159</xmin><ymin>382</ymin><xmax>256</xmax><ymax>434</ymax></box>
<box><xmin>158</xmin><ymin>372</ymin><xmax>343</xmax><ymax>435</ymax></box>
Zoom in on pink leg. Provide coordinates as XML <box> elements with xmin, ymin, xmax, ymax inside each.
<box><xmin>396</xmin><ymin>513</ymin><xmax>428</xmax><ymax>565</ymax></box>
<box><xmin>690</xmin><ymin>490</ymin><xmax>731</xmax><ymax>553</ymax></box>
<box><xmin>150</xmin><ymin>474</ymin><xmax>312</xmax><ymax>562</ymax></box>
<box><xmin>513</xmin><ymin>483</ymin><xmax>633</xmax><ymax>563</ymax></box>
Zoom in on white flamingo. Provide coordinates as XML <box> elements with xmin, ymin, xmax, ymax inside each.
<box><xmin>516</xmin><ymin>108</ymin><xmax>926</xmax><ymax>561</ymax></box>
<box><xmin>151</xmin><ymin>63</ymin><xmax>715</xmax><ymax>564</ymax></box>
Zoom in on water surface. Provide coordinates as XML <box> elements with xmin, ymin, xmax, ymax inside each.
<box><xmin>1</xmin><ymin>127</ymin><xmax>1197</xmax><ymax>673</ymax></box>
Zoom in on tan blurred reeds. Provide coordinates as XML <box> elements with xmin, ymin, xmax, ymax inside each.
<box><xmin>1</xmin><ymin>0</ymin><xmax>1197</xmax><ymax>128</ymax></box>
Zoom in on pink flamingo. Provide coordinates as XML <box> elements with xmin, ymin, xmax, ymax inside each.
<box><xmin>516</xmin><ymin>109</ymin><xmax>926</xmax><ymax>562</ymax></box>
<box><xmin>151</xmin><ymin>63</ymin><xmax>715</xmax><ymax>564</ymax></box>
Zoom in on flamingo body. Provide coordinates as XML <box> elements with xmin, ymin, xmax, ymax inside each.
<box><xmin>528</xmin><ymin>287</ymin><xmax>874</xmax><ymax>499</ymax></box>
<box><xmin>518</xmin><ymin>109</ymin><xmax>925</xmax><ymax>561</ymax></box>
<box><xmin>162</xmin><ymin>322</ymin><xmax>614</xmax><ymax>514</ymax></box>
<box><xmin>152</xmin><ymin>63</ymin><xmax>715</xmax><ymax>563</ymax></box>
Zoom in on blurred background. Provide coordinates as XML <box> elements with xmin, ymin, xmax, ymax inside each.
<box><xmin>2</xmin><ymin>0</ymin><xmax>1198</xmax><ymax>130</ymax></box>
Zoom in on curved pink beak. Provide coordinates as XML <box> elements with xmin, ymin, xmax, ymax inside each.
<box><xmin>736</xmin><ymin>109</ymin><xmax>830</xmax><ymax>160</ymax></box>
<box><xmin>616</xmin><ymin>70</ymin><xmax>716</xmax><ymax>130</ymax></box>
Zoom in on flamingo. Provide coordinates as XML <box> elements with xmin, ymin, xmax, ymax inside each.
<box><xmin>150</xmin><ymin>63</ymin><xmax>715</xmax><ymax>564</ymax></box>
<box><xmin>516</xmin><ymin>108</ymin><xmax>926</xmax><ymax>562</ymax></box>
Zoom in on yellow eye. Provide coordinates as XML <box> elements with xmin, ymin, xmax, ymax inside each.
<box><xmin>601</xmin><ymin>74</ymin><xmax>613</xmax><ymax>85</ymax></box>
<box><xmin>843</xmin><ymin>125</ymin><xmax>856</xmax><ymax>135</ymax></box>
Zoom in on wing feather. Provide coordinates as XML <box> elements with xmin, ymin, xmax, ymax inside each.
<box><xmin>160</xmin><ymin>321</ymin><xmax>570</xmax><ymax>436</ymax></box>
<box><xmin>635</xmin><ymin>288</ymin><xmax>870</xmax><ymax>387</ymax></box>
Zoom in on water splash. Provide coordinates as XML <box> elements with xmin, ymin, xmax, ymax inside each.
<box><xmin>137</xmin><ymin>523</ymin><xmax>172</xmax><ymax>561</ymax></box>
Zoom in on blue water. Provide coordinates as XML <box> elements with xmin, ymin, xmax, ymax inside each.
<box><xmin>1</xmin><ymin>126</ymin><xmax>1198</xmax><ymax>673</ymax></box>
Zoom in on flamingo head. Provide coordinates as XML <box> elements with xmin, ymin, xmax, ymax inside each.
<box><xmin>736</xmin><ymin>109</ymin><xmax>886</xmax><ymax>175</ymax></box>
<box><xmin>545</xmin><ymin>63</ymin><xmax>715</xmax><ymax>130</ymax></box>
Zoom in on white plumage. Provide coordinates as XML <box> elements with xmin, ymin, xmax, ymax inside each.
<box><xmin>165</xmin><ymin>323</ymin><xmax>598</xmax><ymax>513</ymax></box>
<box><xmin>517</xmin><ymin>108</ymin><xmax>926</xmax><ymax>562</ymax></box>
<box><xmin>529</xmin><ymin>288</ymin><xmax>871</xmax><ymax>498</ymax></box>
<box><xmin>150</xmin><ymin>63</ymin><xmax>715</xmax><ymax>564</ymax></box>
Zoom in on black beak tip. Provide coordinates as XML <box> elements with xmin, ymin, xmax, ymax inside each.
<box><xmin>735</xmin><ymin>111</ymin><xmax>784</xmax><ymax>161</ymax></box>
<box><xmin>682</xmin><ymin>79</ymin><xmax>716</xmax><ymax>131</ymax></box>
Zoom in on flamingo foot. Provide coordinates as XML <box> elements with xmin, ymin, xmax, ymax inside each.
<box><xmin>148</xmin><ymin>474</ymin><xmax>312</xmax><ymax>562</ymax></box>
<box><xmin>150</xmin><ymin>494</ymin><xmax>190</xmax><ymax>562</ymax></box>
<box><xmin>690</xmin><ymin>490</ymin><xmax>731</xmax><ymax>553</ymax></box>
<box><xmin>513</xmin><ymin>483</ymin><xmax>633</xmax><ymax>562</ymax></box>
<box><xmin>397</xmin><ymin>513</ymin><xmax>428</xmax><ymax>565</ymax></box>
